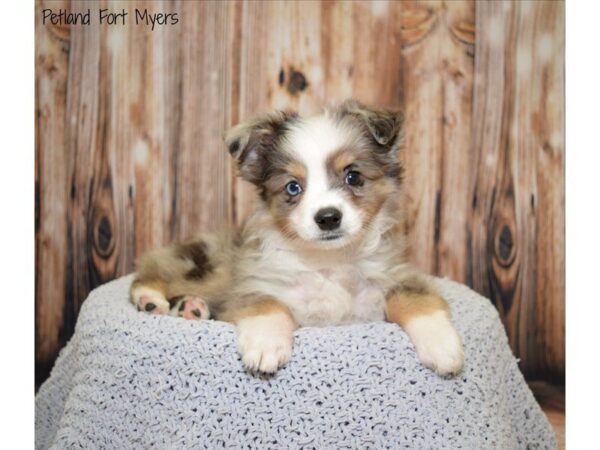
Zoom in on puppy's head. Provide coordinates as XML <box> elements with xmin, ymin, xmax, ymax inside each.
<box><xmin>225</xmin><ymin>100</ymin><xmax>404</xmax><ymax>249</ymax></box>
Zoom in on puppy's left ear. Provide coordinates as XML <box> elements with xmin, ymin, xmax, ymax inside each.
<box><xmin>336</xmin><ymin>100</ymin><xmax>404</xmax><ymax>153</ymax></box>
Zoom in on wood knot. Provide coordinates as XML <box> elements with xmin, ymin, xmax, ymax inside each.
<box><xmin>94</xmin><ymin>215</ymin><xmax>115</xmax><ymax>258</ymax></box>
<box><xmin>46</xmin><ymin>22</ymin><xmax>71</xmax><ymax>42</ymax></box>
<box><xmin>451</xmin><ymin>20</ymin><xmax>475</xmax><ymax>46</ymax></box>
<box><xmin>494</xmin><ymin>224</ymin><xmax>516</xmax><ymax>267</ymax></box>
<box><xmin>287</xmin><ymin>70</ymin><xmax>308</xmax><ymax>95</ymax></box>
<box><xmin>400</xmin><ymin>6</ymin><xmax>437</xmax><ymax>47</ymax></box>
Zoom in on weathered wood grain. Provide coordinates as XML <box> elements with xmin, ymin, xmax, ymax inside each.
<box><xmin>126</xmin><ymin>0</ymin><xmax>177</xmax><ymax>257</ymax></box>
<box><xmin>35</xmin><ymin>0</ymin><xmax>71</xmax><ymax>386</ymax></box>
<box><xmin>35</xmin><ymin>0</ymin><xmax>565</xmax><ymax>386</ymax></box>
<box><xmin>400</xmin><ymin>1</ymin><xmax>447</xmax><ymax>275</ymax></box>
<box><xmin>63</xmin><ymin>0</ymin><xmax>105</xmax><ymax>345</ymax></box>
<box><xmin>399</xmin><ymin>0</ymin><xmax>475</xmax><ymax>283</ymax></box>
<box><xmin>436</xmin><ymin>0</ymin><xmax>475</xmax><ymax>282</ymax></box>
<box><xmin>173</xmin><ymin>0</ymin><xmax>234</xmax><ymax>238</ymax></box>
<box><xmin>532</xmin><ymin>1</ymin><xmax>565</xmax><ymax>381</ymax></box>
<box><xmin>349</xmin><ymin>1</ymin><xmax>403</xmax><ymax>105</ymax></box>
<box><xmin>469</xmin><ymin>0</ymin><xmax>564</xmax><ymax>381</ymax></box>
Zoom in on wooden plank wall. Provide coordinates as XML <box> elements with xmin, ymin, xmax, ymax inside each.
<box><xmin>35</xmin><ymin>0</ymin><xmax>565</xmax><ymax>386</ymax></box>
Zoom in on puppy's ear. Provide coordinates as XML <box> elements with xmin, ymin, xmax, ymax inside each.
<box><xmin>335</xmin><ymin>99</ymin><xmax>404</xmax><ymax>153</ymax></box>
<box><xmin>224</xmin><ymin>111</ymin><xmax>298</xmax><ymax>184</ymax></box>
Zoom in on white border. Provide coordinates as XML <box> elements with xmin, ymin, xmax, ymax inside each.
<box><xmin>566</xmin><ymin>1</ymin><xmax>600</xmax><ymax>447</ymax></box>
<box><xmin>0</xmin><ymin>1</ymin><xmax>594</xmax><ymax>447</ymax></box>
<box><xmin>0</xmin><ymin>1</ymin><xmax>34</xmax><ymax>447</ymax></box>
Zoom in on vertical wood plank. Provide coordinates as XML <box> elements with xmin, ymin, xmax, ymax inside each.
<box><xmin>174</xmin><ymin>0</ymin><xmax>233</xmax><ymax>239</ymax></box>
<box><xmin>532</xmin><ymin>1</ymin><xmax>565</xmax><ymax>381</ymax></box>
<box><xmin>469</xmin><ymin>0</ymin><xmax>564</xmax><ymax>380</ymax></box>
<box><xmin>35</xmin><ymin>0</ymin><xmax>71</xmax><ymax>385</ymax></box>
<box><xmin>319</xmin><ymin>0</ymin><xmax>354</xmax><ymax>102</ymax></box>
<box><xmin>350</xmin><ymin>1</ymin><xmax>403</xmax><ymax>106</ymax></box>
<box><xmin>505</xmin><ymin>0</ymin><xmax>539</xmax><ymax>377</ymax></box>
<box><xmin>469</xmin><ymin>0</ymin><xmax>521</xmax><ymax>369</ymax></box>
<box><xmin>400</xmin><ymin>1</ymin><xmax>444</xmax><ymax>274</ymax></box>
<box><xmin>105</xmin><ymin>1</ymin><xmax>136</xmax><ymax>277</ymax></box>
<box><xmin>436</xmin><ymin>1</ymin><xmax>475</xmax><ymax>281</ymax></box>
<box><xmin>64</xmin><ymin>0</ymin><xmax>105</xmax><ymax>336</ymax></box>
<box><xmin>128</xmin><ymin>0</ymin><xmax>178</xmax><ymax>256</ymax></box>
<box><xmin>399</xmin><ymin>0</ymin><xmax>476</xmax><ymax>283</ymax></box>
<box><xmin>122</xmin><ymin>0</ymin><xmax>199</xmax><ymax>258</ymax></box>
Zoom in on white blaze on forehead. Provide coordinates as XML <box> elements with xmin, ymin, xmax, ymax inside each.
<box><xmin>285</xmin><ymin>115</ymin><xmax>351</xmax><ymax>168</ymax></box>
<box><xmin>283</xmin><ymin>115</ymin><xmax>364</xmax><ymax>241</ymax></box>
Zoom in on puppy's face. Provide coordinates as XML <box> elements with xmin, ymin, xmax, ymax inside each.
<box><xmin>226</xmin><ymin>100</ymin><xmax>403</xmax><ymax>249</ymax></box>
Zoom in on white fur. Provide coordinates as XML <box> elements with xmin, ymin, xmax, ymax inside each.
<box><xmin>284</xmin><ymin>116</ymin><xmax>365</xmax><ymax>246</ymax></box>
<box><xmin>233</xmin><ymin>219</ymin><xmax>400</xmax><ymax>327</ymax></box>
<box><xmin>236</xmin><ymin>312</ymin><xmax>295</xmax><ymax>373</ymax></box>
<box><xmin>402</xmin><ymin>310</ymin><xmax>465</xmax><ymax>375</ymax></box>
<box><xmin>130</xmin><ymin>286</ymin><xmax>170</xmax><ymax>314</ymax></box>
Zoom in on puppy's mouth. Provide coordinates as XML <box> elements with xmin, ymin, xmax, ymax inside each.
<box><xmin>319</xmin><ymin>232</ymin><xmax>344</xmax><ymax>242</ymax></box>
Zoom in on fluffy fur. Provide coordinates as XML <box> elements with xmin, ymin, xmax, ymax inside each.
<box><xmin>130</xmin><ymin>100</ymin><xmax>464</xmax><ymax>376</ymax></box>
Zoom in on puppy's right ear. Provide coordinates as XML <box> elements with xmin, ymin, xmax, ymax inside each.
<box><xmin>224</xmin><ymin>111</ymin><xmax>298</xmax><ymax>185</ymax></box>
<box><xmin>334</xmin><ymin>99</ymin><xmax>403</xmax><ymax>154</ymax></box>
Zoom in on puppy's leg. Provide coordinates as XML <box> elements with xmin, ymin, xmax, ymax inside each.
<box><xmin>220</xmin><ymin>298</ymin><xmax>297</xmax><ymax>374</ymax></box>
<box><xmin>130</xmin><ymin>238</ymin><xmax>214</xmax><ymax>318</ymax></box>
<box><xmin>385</xmin><ymin>277</ymin><xmax>464</xmax><ymax>375</ymax></box>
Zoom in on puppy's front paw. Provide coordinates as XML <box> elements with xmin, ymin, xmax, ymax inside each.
<box><xmin>131</xmin><ymin>285</ymin><xmax>170</xmax><ymax>315</ymax></box>
<box><xmin>405</xmin><ymin>311</ymin><xmax>464</xmax><ymax>376</ymax></box>
<box><xmin>237</xmin><ymin>314</ymin><xmax>294</xmax><ymax>374</ymax></box>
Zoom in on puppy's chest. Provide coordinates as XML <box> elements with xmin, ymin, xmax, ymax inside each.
<box><xmin>280</xmin><ymin>265</ymin><xmax>386</xmax><ymax>326</ymax></box>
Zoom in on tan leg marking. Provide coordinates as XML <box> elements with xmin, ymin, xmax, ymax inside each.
<box><xmin>386</xmin><ymin>292</ymin><xmax>464</xmax><ymax>376</ymax></box>
<box><xmin>385</xmin><ymin>293</ymin><xmax>448</xmax><ymax>328</ymax></box>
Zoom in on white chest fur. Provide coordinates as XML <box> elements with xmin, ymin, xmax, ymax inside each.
<box><xmin>235</xmin><ymin>223</ymin><xmax>403</xmax><ymax>327</ymax></box>
<box><xmin>281</xmin><ymin>265</ymin><xmax>387</xmax><ymax>326</ymax></box>
<box><xmin>237</xmin><ymin>239</ymin><xmax>392</xmax><ymax>326</ymax></box>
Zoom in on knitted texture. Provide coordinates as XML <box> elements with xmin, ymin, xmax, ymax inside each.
<box><xmin>36</xmin><ymin>275</ymin><xmax>556</xmax><ymax>449</ymax></box>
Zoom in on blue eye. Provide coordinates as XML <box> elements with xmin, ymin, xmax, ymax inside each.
<box><xmin>345</xmin><ymin>170</ymin><xmax>361</xmax><ymax>186</ymax></box>
<box><xmin>286</xmin><ymin>181</ymin><xmax>302</xmax><ymax>196</ymax></box>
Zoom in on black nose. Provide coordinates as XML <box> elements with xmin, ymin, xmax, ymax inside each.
<box><xmin>314</xmin><ymin>207</ymin><xmax>343</xmax><ymax>231</ymax></box>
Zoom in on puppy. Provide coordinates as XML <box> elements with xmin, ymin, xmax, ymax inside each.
<box><xmin>130</xmin><ymin>100</ymin><xmax>464</xmax><ymax>376</ymax></box>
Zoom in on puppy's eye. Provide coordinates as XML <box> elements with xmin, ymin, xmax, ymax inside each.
<box><xmin>285</xmin><ymin>181</ymin><xmax>303</xmax><ymax>196</ymax></box>
<box><xmin>345</xmin><ymin>170</ymin><xmax>361</xmax><ymax>186</ymax></box>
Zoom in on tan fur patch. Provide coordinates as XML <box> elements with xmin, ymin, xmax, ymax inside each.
<box><xmin>218</xmin><ymin>296</ymin><xmax>296</xmax><ymax>324</ymax></box>
<box><xmin>385</xmin><ymin>293</ymin><xmax>449</xmax><ymax>328</ymax></box>
<box><xmin>262</xmin><ymin>161</ymin><xmax>306</xmax><ymax>240</ymax></box>
<box><xmin>327</xmin><ymin>150</ymin><xmax>356</xmax><ymax>173</ymax></box>
<box><xmin>270</xmin><ymin>209</ymin><xmax>300</xmax><ymax>241</ymax></box>
<box><xmin>349</xmin><ymin>178</ymin><xmax>397</xmax><ymax>241</ymax></box>
<box><xmin>286</xmin><ymin>161</ymin><xmax>307</xmax><ymax>182</ymax></box>
<box><xmin>323</xmin><ymin>145</ymin><xmax>399</xmax><ymax>244</ymax></box>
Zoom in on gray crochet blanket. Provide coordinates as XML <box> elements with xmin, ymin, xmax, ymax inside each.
<box><xmin>36</xmin><ymin>275</ymin><xmax>556</xmax><ymax>449</ymax></box>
